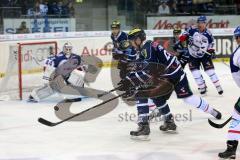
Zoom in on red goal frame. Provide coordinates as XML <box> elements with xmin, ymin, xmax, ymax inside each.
<box><xmin>17</xmin><ymin>41</ymin><xmax>58</xmax><ymax>100</ymax></box>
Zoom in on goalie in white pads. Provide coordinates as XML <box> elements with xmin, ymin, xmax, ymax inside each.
<box><xmin>218</xmin><ymin>26</ymin><xmax>240</xmax><ymax>159</ymax></box>
<box><xmin>28</xmin><ymin>42</ymin><xmax>85</xmax><ymax>102</ymax></box>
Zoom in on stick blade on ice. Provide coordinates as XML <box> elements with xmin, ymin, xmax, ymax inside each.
<box><xmin>38</xmin><ymin>118</ymin><xmax>55</xmax><ymax>127</ymax></box>
<box><xmin>208</xmin><ymin>117</ymin><xmax>232</xmax><ymax>129</ymax></box>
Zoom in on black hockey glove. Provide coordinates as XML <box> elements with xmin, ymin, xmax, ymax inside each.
<box><xmin>117</xmin><ymin>78</ymin><xmax>134</xmax><ymax>91</ymax></box>
<box><xmin>207</xmin><ymin>49</ymin><xmax>216</xmax><ymax>59</ymax></box>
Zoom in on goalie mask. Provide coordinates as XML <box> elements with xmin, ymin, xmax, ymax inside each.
<box><xmin>63</xmin><ymin>42</ymin><xmax>73</xmax><ymax>57</ymax></box>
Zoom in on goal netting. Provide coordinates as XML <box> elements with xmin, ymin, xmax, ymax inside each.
<box><xmin>0</xmin><ymin>41</ymin><xmax>58</xmax><ymax>100</ymax></box>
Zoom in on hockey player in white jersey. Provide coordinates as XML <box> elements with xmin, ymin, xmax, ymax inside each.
<box><xmin>218</xmin><ymin>26</ymin><xmax>240</xmax><ymax>159</ymax></box>
<box><xmin>28</xmin><ymin>42</ymin><xmax>85</xmax><ymax>102</ymax></box>
<box><xmin>179</xmin><ymin>15</ymin><xmax>223</xmax><ymax>95</ymax></box>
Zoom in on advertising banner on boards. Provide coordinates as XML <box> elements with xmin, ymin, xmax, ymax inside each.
<box><xmin>147</xmin><ymin>15</ymin><xmax>240</xmax><ymax>30</ymax></box>
<box><xmin>3</xmin><ymin>18</ymin><xmax>76</xmax><ymax>34</ymax></box>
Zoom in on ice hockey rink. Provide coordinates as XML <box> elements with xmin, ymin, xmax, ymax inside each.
<box><xmin>0</xmin><ymin>62</ymin><xmax>238</xmax><ymax>160</ymax></box>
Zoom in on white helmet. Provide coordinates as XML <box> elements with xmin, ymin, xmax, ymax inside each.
<box><xmin>63</xmin><ymin>42</ymin><xmax>73</xmax><ymax>56</ymax></box>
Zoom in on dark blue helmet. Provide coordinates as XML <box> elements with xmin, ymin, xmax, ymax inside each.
<box><xmin>234</xmin><ymin>26</ymin><xmax>240</xmax><ymax>38</ymax></box>
<box><xmin>197</xmin><ymin>15</ymin><xmax>207</xmax><ymax>23</ymax></box>
<box><xmin>128</xmin><ymin>28</ymin><xmax>146</xmax><ymax>41</ymax></box>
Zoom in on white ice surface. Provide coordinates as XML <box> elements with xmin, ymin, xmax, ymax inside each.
<box><xmin>0</xmin><ymin>62</ymin><xmax>239</xmax><ymax>160</ymax></box>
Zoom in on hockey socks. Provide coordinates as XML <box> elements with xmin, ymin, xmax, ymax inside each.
<box><xmin>205</xmin><ymin>69</ymin><xmax>223</xmax><ymax>95</ymax></box>
<box><xmin>183</xmin><ymin>95</ymin><xmax>221</xmax><ymax>119</ymax></box>
<box><xmin>191</xmin><ymin>70</ymin><xmax>207</xmax><ymax>94</ymax></box>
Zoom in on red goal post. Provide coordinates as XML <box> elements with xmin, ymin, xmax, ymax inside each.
<box><xmin>0</xmin><ymin>41</ymin><xmax>58</xmax><ymax>100</ymax></box>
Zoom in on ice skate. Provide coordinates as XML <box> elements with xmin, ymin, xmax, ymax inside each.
<box><xmin>130</xmin><ymin>122</ymin><xmax>150</xmax><ymax>141</ymax></box>
<box><xmin>216</xmin><ymin>85</ymin><xmax>224</xmax><ymax>95</ymax></box>
<box><xmin>218</xmin><ymin>140</ymin><xmax>238</xmax><ymax>159</ymax></box>
<box><xmin>160</xmin><ymin>114</ymin><xmax>177</xmax><ymax>133</ymax></box>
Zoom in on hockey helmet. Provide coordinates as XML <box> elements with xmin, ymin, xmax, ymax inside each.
<box><xmin>63</xmin><ymin>42</ymin><xmax>73</xmax><ymax>55</ymax></box>
<box><xmin>234</xmin><ymin>26</ymin><xmax>240</xmax><ymax>38</ymax></box>
<box><xmin>173</xmin><ymin>26</ymin><xmax>181</xmax><ymax>35</ymax></box>
<box><xmin>128</xmin><ymin>28</ymin><xmax>146</xmax><ymax>41</ymax></box>
<box><xmin>197</xmin><ymin>15</ymin><xmax>207</xmax><ymax>23</ymax></box>
<box><xmin>111</xmin><ymin>20</ymin><xmax>121</xmax><ymax>29</ymax></box>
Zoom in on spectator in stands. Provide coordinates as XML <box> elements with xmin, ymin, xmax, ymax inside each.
<box><xmin>39</xmin><ymin>0</ymin><xmax>48</xmax><ymax>16</ymax></box>
<box><xmin>55</xmin><ymin>1</ymin><xmax>64</xmax><ymax>15</ymax></box>
<box><xmin>2</xmin><ymin>0</ymin><xmax>17</xmax><ymax>7</ymax></box>
<box><xmin>158</xmin><ymin>0</ymin><xmax>170</xmax><ymax>14</ymax></box>
<box><xmin>27</xmin><ymin>1</ymin><xmax>41</xmax><ymax>16</ymax></box>
<box><xmin>67</xmin><ymin>2</ymin><xmax>75</xmax><ymax>17</ymax></box>
<box><xmin>168</xmin><ymin>0</ymin><xmax>178</xmax><ymax>14</ymax></box>
<box><xmin>235</xmin><ymin>0</ymin><xmax>240</xmax><ymax>14</ymax></box>
<box><xmin>16</xmin><ymin>21</ymin><xmax>30</xmax><ymax>34</ymax></box>
<box><xmin>21</xmin><ymin>0</ymin><xmax>28</xmax><ymax>15</ymax></box>
<box><xmin>177</xmin><ymin>0</ymin><xmax>190</xmax><ymax>14</ymax></box>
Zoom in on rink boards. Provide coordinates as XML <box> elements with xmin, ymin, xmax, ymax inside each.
<box><xmin>0</xmin><ymin>28</ymin><xmax>237</xmax><ymax>78</ymax></box>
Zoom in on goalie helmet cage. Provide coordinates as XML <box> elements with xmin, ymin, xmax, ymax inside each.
<box><xmin>0</xmin><ymin>41</ymin><xmax>57</xmax><ymax>100</ymax></box>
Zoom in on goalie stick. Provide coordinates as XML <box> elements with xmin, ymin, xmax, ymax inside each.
<box><xmin>208</xmin><ymin>116</ymin><xmax>232</xmax><ymax>129</ymax></box>
<box><xmin>38</xmin><ymin>92</ymin><xmax>126</xmax><ymax>127</ymax></box>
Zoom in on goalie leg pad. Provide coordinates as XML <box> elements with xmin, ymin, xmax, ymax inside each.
<box><xmin>42</xmin><ymin>63</ymin><xmax>56</xmax><ymax>83</ymax></box>
<box><xmin>49</xmin><ymin>75</ymin><xmax>67</xmax><ymax>92</ymax></box>
<box><xmin>67</xmin><ymin>70</ymin><xmax>84</xmax><ymax>87</ymax></box>
<box><xmin>30</xmin><ymin>84</ymin><xmax>55</xmax><ymax>102</ymax></box>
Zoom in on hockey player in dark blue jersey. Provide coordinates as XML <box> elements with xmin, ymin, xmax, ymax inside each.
<box><xmin>119</xmin><ymin>28</ymin><xmax>222</xmax><ymax>139</ymax></box>
<box><xmin>110</xmin><ymin>20</ymin><xmax>128</xmax><ymax>60</ymax></box>
<box><xmin>179</xmin><ymin>15</ymin><xmax>223</xmax><ymax>95</ymax></box>
<box><xmin>28</xmin><ymin>42</ymin><xmax>84</xmax><ymax>102</ymax></box>
<box><xmin>172</xmin><ymin>27</ymin><xmax>189</xmax><ymax>68</ymax></box>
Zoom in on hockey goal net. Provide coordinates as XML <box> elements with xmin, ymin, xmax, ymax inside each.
<box><xmin>0</xmin><ymin>41</ymin><xmax>58</xmax><ymax>100</ymax></box>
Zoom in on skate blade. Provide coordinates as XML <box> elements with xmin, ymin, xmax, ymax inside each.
<box><xmin>161</xmin><ymin>129</ymin><xmax>178</xmax><ymax>134</ymax></box>
<box><xmin>130</xmin><ymin>135</ymin><xmax>151</xmax><ymax>141</ymax></box>
<box><xmin>219</xmin><ymin>157</ymin><xmax>236</xmax><ymax>160</ymax></box>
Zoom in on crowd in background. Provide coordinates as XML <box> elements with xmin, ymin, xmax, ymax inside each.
<box><xmin>135</xmin><ymin>0</ymin><xmax>240</xmax><ymax>15</ymax></box>
<box><xmin>0</xmin><ymin>0</ymin><xmax>75</xmax><ymax>17</ymax></box>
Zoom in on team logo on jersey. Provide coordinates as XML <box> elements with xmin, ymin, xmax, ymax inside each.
<box><xmin>141</xmin><ymin>49</ymin><xmax>147</xmax><ymax>58</ymax></box>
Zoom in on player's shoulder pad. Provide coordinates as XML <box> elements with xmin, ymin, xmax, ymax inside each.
<box><xmin>150</xmin><ymin>40</ymin><xmax>164</xmax><ymax>52</ymax></box>
<box><xmin>205</xmin><ymin>28</ymin><xmax>212</xmax><ymax>35</ymax></box>
<box><xmin>71</xmin><ymin>53</ymin><xmax>81</xmax><ymax>59</ymax></box>
<box><xmin>142</xmin><ymin>40</ymin><xmax>152</xmax><ymax>48</ymax></box>
<box><xmin>121</xmin><ymin>31</ymin><xmax>128</xmax><ymax>37</ymax></box>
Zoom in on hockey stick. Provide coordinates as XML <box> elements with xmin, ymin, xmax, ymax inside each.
<box><xmin>190</xmin><ymin>43</ymin><xmax>212</xmax><ymax>56</ymax></box>
<box><xmin>208</xmin><ymin>116</ymin><xmax>232</xmax><ymax>129</ymax></box>
<box><xmin>97</xmin><ymin>86</ymin><xmax>122</xmax><ymax>98</ymax></box>
<box><xmin>38</xmin><ymin>92</ymin><xmax>126</xmax><ymax>127</ymax></box>
<box><xmin>64</xmin><ymin>97</ymin><xmax>82</xmax><ymax>102</ymax></box>
<box><xmin>221</xmin><ymin>59</ymin><xmax>230</xmax><ymax>68</ymax></box>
